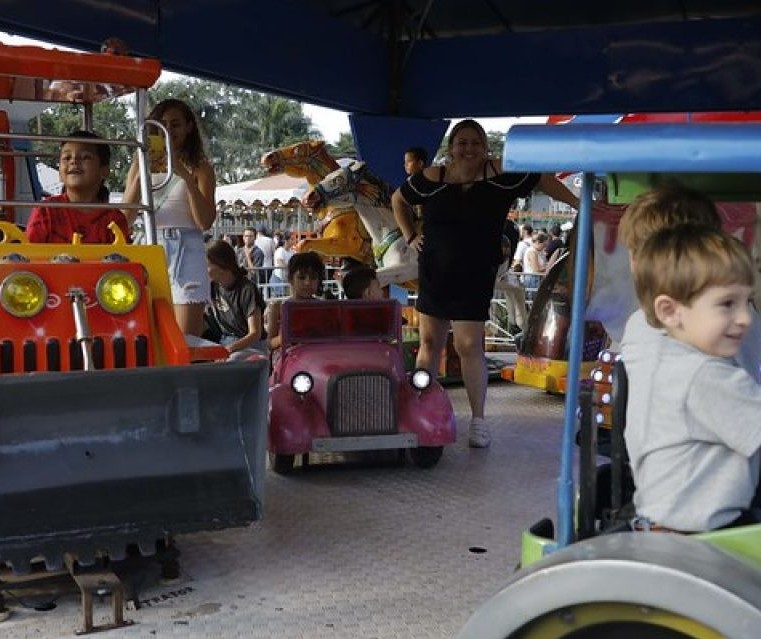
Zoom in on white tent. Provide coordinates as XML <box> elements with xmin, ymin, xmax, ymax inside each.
<box><xmin>36</xmin><ymin>162</ymin><xmax>62</xmax><ymax>194</ymax></box>
<box><xmin>215</xmin><ymin>158</ymin><xmax>354</xmax><ymax>205</ymax></box>
<box><xmin>215</xmin><ymin>173</ymin><xmax>308</xmax><ymax>205</ymax></box>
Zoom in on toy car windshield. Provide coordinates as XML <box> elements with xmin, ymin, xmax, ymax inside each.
<box><xmin>282</xmin><ymin>299</ymin><xmax>400</xmax><ymax>345</ymax></box>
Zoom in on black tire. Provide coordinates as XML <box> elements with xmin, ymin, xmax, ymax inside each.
<box><xmin>269</xmin><ymin>452</ymin><xmax>295</xmax><ymax>474</ymax></box>
<box><xmin>409</xmin><ymin>446</ymin><xmax>443</xmax><ymax>469</ymax></box>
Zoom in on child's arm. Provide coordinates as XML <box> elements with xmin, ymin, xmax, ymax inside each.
<box><xmin>121</xmin><ymin>156</ymin><xmax>141</xmax><ymax>225</ymax></box>
<box><xmin>688</xmin><ymin>361</ymin><xmax>761</xmax><ymax>456</ymax></box>
<box><xmin>25</xmin><ymin>207</ymin><xmax>52</xmax><ymax>243</ymax></box>
<box><xmin>179</xmin><ymin>159</ymin><xmax>216</xmax><ymax>231</ymax></box>
<box><xmin>267</xmin><ymin>300</ymin><xmax>283</xmax><ymax>350</ymax></box>
<box><xmin>226</xmin><ymin>308</ymin><xmax>264</xmax><ymax>354</ymax></box>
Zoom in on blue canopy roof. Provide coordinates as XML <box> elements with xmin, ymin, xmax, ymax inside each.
<box><xmin>0</xmin><ymin>2</ymin><xmax>759</xmax><ymax>118</ymax></box>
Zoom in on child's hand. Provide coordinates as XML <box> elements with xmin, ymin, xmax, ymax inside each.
<box><xmin>173</xmin><ymin>160</ymin><xmax>193</xmax><ymax>182</ymax></box>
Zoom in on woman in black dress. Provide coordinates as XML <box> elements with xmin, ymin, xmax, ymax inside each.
<box><xmin>391</xmin><ymin>119</ymin><xmax>578</xmax><ymax>447</ymax></box>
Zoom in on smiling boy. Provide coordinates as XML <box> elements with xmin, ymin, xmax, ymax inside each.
<box><xmin>625</xmin><ymin>225</ymin><xmax>761</xmax><ymax>532</ymax></box>
<box><xmin>26</xmin><ymin>131</ymin><xmax>129</xmax><ymax>243</ymax></box>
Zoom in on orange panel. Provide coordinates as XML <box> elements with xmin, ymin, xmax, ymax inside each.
<box><xmin>0</xmin><ymin>261</ymin><xmax>154</xmax><ymax>371</ymax></box>
<box><xmin>0</xmin><ymin>42</ymin><xmax>161</xmax><ymax>103</ymax></box>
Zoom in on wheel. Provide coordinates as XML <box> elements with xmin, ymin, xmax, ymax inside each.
<box><xmin>457</xmin><ymin>533</ymin><xmax>761</xmax><ymax>639</ymax></box>
<box><xmin>269</xmin><ymin>452</ymin><xmax>295</xmax><ymax>474</ymax></box>
<box><xmin>409</xmin><ymin>446</ymin><xmax>443</xmax><ymax>469</ymax></box>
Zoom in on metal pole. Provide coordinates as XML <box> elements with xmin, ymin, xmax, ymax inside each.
<box><xmin>135</xmin><ymin>89</ymin><xmax>157</xmax><ymax>245</ymax></box>
<box><xmin>556</xmin><ymin>172</ymin><xmax>594</xmax><ymax>549</ymax></box>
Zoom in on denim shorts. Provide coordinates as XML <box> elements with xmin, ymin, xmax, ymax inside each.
<box><xmin>158</xmin><ymin>227</ymin><xmax>210</xmax><ymax>304</ymax></box>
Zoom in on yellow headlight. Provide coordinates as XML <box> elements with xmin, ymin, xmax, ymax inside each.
<box><xmin>0</xmin><ymin>271</ymin><xmax>48</xmax><ymax>318</ymax></box>
<box><xmin>96</xmin><ymin>270</ymin><xmax>140</xmax><ymax>314</ymax></box>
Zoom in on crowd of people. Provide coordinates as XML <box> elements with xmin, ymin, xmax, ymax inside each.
<box><xmin>27</xmin><ymin>107</ymin><xmax>761</xmax><ymax>531</ymax></box>
<box><xmin>25</xmin><ymin>111</ymin><xmax>571</xmax><ymax>432</ymax></box>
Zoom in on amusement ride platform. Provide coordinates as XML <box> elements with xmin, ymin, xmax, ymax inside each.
<box><xmin>2</xmin><ymin>366</ymin><xmax>567</xmax><ymax>639</ymax></box>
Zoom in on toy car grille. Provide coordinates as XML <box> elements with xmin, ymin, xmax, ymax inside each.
<box><xmin>0</xmin><ymin>336</ymin><xmax>150</xmax><ymax>373</ymax></box>
<box><xmin>328</xmin><ymin>372</ymin><xmax>397</xmax><ymax>436</ymax></box>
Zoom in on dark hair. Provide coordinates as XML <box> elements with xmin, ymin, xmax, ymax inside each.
<box><xmin>447</xmin><ymin>119</ymin><xmax>488</xmax><ymax>156</ymax></box>
<box><xmin>288</xmin><ymin>251</ymin><xmax>325</xmax><ymax>289</ymax></box>
<box><xmin>405</xmin><ymin>146</ymin><xmax>428</xmax><ymax>165</ymax></box>
<box><xmin>550</xmin><ymin>223</ymin><xmax>562</xmax><ymax>237</ymax></box>
<box><xmin>62</xmin><ymin>130</ymin><xmax>111</xmax><ymax>202</ymax></box>
<box><xmin>206</xmin><ymin>239</ymin><xmax>247</xmax><ymax>280</ymax></box>
<box><xmin>341</xmin><ymin>265</ymin><xmax>378</xmax><ymax>299</ymax></box>
<box><xmin>147</xmin><ymin>98</ymin><xmax>206</xmax><ymax>168</ymax></box>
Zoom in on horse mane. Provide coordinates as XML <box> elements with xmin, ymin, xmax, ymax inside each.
<box><xmin>271</xmin><ymin>140</ymin><xmax>340</xmax><ymax>184</ymax></box>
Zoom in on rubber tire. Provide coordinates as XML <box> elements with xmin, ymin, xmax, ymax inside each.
<box><xmin>269</xmin><ymin>452</ymin><xmax>295</xmax><ymax>474</ymax></box>
<box><xmin>409</xmin><ymin>446</ymin><xmax>443</xmax><ymax>469</ymax></box>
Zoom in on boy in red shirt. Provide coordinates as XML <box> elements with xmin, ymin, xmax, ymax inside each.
<box><xmin>26</xmin><ymin>130</ymin><xmax>130</xmax><ymax>243</ymax></box>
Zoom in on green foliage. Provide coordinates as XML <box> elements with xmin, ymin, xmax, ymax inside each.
<box><xmin>433</xmin><ymin>128</ymin><xmax>505</xmax><ymax>164</ymax></box>
<box><xmin>327</xmin><ymin>132</ymin><xmax>357</xmax><ymax>159</ymax></box>
<box><xmin>33</xmin><ymin>101</ymin><xmax>133</xmax><ymax>192</ymax></box>
<box><xmin>146</xmin><ymin>80</ymin><xmax>317</xmax><ymax>184</ymax></box>
<box><xmin>29</xmin><ymin>77</ymin><xmax>328</xmax><ymax>191</ymax></box>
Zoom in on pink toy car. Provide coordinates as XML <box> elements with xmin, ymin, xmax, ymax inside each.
<box><xmin>268</xmin><ymin>298</ymin><xmax>456</xmax><ymax>473</ymax></box>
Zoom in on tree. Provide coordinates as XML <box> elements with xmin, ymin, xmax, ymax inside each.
<box><xmin>33</xmin><ymin>100</ymin><xmax>134</xmax><ymax>192</ymax></box>
<box><xmin>29</xmin><ymin>77</ymin><xmax>323</xmax><ymax>190</ymax></box>
<box><xmin>145</xmin><ymin>80</ymin><xmax>316</xmax><ymax>183</ymax></box>
<box><xmin>433</xmin><ymin>128</ymin><xmax>506</xmax><ymax>164</ymax></box>
<box><xmin>327</xmin><ymin>132</ymin><xmax>357</xmax><ymax>159</ymax></box>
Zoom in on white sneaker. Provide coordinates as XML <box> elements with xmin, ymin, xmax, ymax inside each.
<box><xmin>468</xmin><ymin>418</ymin><xmax>491</xmax><ymax>448</ymax></box>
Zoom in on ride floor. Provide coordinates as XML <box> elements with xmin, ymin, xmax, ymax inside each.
<box><xmin>2</xmin><ymin>367</ymin><xmax>567</xmax><ymax>639</ymax></box>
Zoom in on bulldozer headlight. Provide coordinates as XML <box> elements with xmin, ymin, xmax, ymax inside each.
<box><xmin>410</xmin><ymin>368</ymin><xmax>432</xmax><ymax>391</ymax></box>
<box><xmin>96</xmin><ymin>270</ymin><xmax>140</xmax><ymax>314</ymax></box>
<box><xmin>0</xmin><ymin>271</ymin><xmax>47</xmax><ymax>318</ymax></box>
<box><xmin>291</xmin><ymin>372</ymin><xmax>313</xmax><ymax>395</ymax></box>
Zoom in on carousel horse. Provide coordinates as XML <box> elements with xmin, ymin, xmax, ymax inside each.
<box><xmin>260</xmin><ymin>140</ymin><xmax>372</xmax><ymax>263</ymax></box>
<box><xmin>303</xmin><ymin>161</ymin><xmax>418</xmax><ymax>288</ymax></box>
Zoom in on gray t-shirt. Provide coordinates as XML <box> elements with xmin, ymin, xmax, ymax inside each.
<box><xmin>621</xmin><ymin>310</ymin><xmax>761</xmax><ymax>530</ymax></box>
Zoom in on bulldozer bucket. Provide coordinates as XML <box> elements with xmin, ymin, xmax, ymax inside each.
<box><xmin>0</xmin><ymin>358</ymin><xmax>269</xmax><ymax>573</ymax></box>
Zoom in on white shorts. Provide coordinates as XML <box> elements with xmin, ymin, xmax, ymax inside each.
<box><xmin>158</xmin><ymin>227</ymin><xmax>210</xmax><ymax>304</ymax></box>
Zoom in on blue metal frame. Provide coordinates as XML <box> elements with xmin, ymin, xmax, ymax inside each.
<box><xmin>503</xmin><ymin>122</ymin><xmax>761</xmax><ymax>549</ymax></box>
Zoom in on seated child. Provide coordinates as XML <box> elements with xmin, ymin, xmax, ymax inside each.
<box><xmin>26</xmin><ymin>130</ymin><xmax>130</xmax><ymax>243</ymax></box>
<box><xmin>619</xmin><ymin>183</ymin><xmax>761</xmax><ymax>383</ymax></box>
<box><xmin>266</xmin><ymin>251</ymin><xmax>325</xmax><ymax>351</ymax></box>
<box><xmin>625</xmin><ymin>224</ymin><xmax>761</xmax><ymax>532</ymax></box>
<box><xmin>341</xmin><ymin>265</ymin><xmax>383</xmax><ymax>300</ymax></box>
<box><xmin>204</xmin><ymin>239</ymin><xmax>267</xmax><ymax>360</ymax></box>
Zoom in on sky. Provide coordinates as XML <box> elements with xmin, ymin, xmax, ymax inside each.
<box><xmin>0</xmin><ymin>31</ymin><xmax>543</xmax><ymax>142</ymax></box>
<box><xmin>301</xmin><ymin>103</ymin><xmax>544</xmax><ymax>143</ymax></box>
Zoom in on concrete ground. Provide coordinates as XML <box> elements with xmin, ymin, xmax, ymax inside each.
<box><xmin>2</xmin><ymin>376</ymin><xmax>566</xmax><ymax>639</ymax></box>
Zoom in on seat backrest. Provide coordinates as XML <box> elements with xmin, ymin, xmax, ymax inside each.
<box><xmin>610</xmin><ymin>359</ymin><xmax>630</xmax><ymax>513</ymax></box>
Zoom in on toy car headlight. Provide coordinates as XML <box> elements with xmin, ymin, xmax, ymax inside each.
<box><xmin>96</xmin><ymin>270</ymin><xmax>140</xmax><ymax>314</ymax></box>
<box><xmin>291</xmin><ymin>372</ymin><xmax>314</xmax><ymax>395</ymax></box>
<box><xmin>0</xmin><ymin>271</ymin><xmax>47</xmax><ymax>318</ymax></box>
<box><xmin>410</xmin><ymin>368</ymin><xmax>432</xmax><ymax>391</ymax></box>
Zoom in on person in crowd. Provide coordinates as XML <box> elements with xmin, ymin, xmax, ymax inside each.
<box><xmin>403</xmin><ymin>147</ymin><xmax>429</xmax><ymax>223</ymax></box>
<box><xmin>273</xmin><ymin>231</ymin><xmax>284</xmax><ymax>249</ymax></box>
<box><xmin>494</xmin><ymin>234</ymin><xmax>527</xmax><ymax>336</ymax></box>
<box><xmin>266</xmin><ymin>251</ymin><xmax>326</xmax><ymax>351</ymax></box>
<box><xmin>511</xmin><ymin>224</ymin><xmax>533</xmax><ymax>271</ymax></box>
<box><xmin>391</xmin><ymin>119</ymin><xmax>579</xmax><ymax>447</ymax></box>
<box><xmin>237</xmin><ymin>226</ymin><xmax>264</xmax><ymax>280</ymax></box>
<box><xmin>619</xmin><ymin>183</ymin><xmax>761</xmax><ymax>384</ymax></box>
<box><xmin>522</xmin><ymin>230</ymin><xmax>548</xmax><ymax>300</ymax></box>
<box><xmin>204</xmin><ymin>239</ymin><xmax>267</xmax><ymax>359</ymax></box>
<box><xmin>403</xmin><ymin>146</ymin><xmax>428</xmax><ymax>176</ymax></box>
<box><xmin>342</xmin><ymin>264</ymin><xmax>384</xmax><ymax>300</ymax></box>
<box><xmin>254</xmin><ymin>224</ymin><xmax>275</xmax><ymax>297</ymax></box>
<box><xmin>26</xmin><ymin>130</ymin><xmax>130</xmax><ymax>243</ymax></box>
<box><xmin>269</xmin><ymin>233</ymin><xmax>295</xmax><ymax>296</ymax></box>
<box><xmin>625</xmin><ymin>224</ymin><xmax>761</xmax><ymax>532</ymax></box>
<box><xmin>544</xmin><ymin>223</ymin><xmax>564</xmax><ymax>261</ymax></box>
<box><xmin>122</xmin><ymin>98</ymin><xmax>217</xmax><ymax>337</ymax></box>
